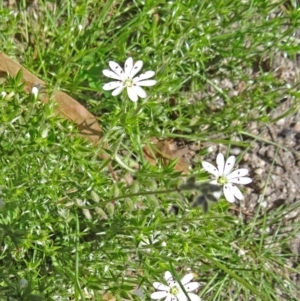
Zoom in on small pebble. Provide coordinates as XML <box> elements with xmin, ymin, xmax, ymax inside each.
<box><xmin>285</xmin><ymin>211</ymin><xmax>298</xmax><ymax>220</ymax></box>
<box><xmin>253</xmin><ymin>168</ymin><xmax>264</xmax><ymax>175</ymax></box>
<box><xmin>266</xmin><ymin>148</ymin><xmax>275</xmax><ymax>159</ymax></box>
<box><xmin>276</xmin><ymin>118</ymin><xmax>285</xmax><ymax>126</ymax></box>
<box><xmin>289</xmin><ymin>234</ymin><xmax>300</xmax><ymax>256</ymax></box>
<box><xmin>260</xmin><ymin>200</ymin><xmax>268</xmax><ymax>208</ymax></box>
<box><xmin>243</xmin><ymin>153</ymin><xmax>249</xmax><ymax>161</ymax></box>
<box><xmin>230</xmin><ymin>147</ymin><xmax>241</xmax><ymax>156</ymax></box>
<box><xmin>293</xmin><ymin>121</ymin><xmax>300</xmax><ymax>133</ymax></box>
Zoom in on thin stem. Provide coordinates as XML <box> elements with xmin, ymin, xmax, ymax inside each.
<box><xmin>239</xmin><ymin>130</ymin><xmax>300</xmax><ymax>156</ymax></box>
<box><xmin>134</xmin><ymin>118</ymin><xmax>146</xmax><ymax>165</ymax></box>
<box><xmin>197</xmin><ymin>249</ymin><xmax>267</xmax><ymax>301</ymax></box>
<box><xmin>74</xmin><ymin>210</ymin><xmax>86</xmax><ymax>301</ymax></box>
<box><xmin>81</xmin><ymin>188</ymin><xmax>179</xmax><ymax>209</ymax></box>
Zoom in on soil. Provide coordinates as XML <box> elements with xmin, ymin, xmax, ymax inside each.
<box><xmin>196</xmin><ymin>51</ymin><xmax>300</xmax><ymax>300</ymax></box>
<box><xmin>199</xmin><ymin>49</ymin><xmax>300</xmax><ymax>224</ymax></box>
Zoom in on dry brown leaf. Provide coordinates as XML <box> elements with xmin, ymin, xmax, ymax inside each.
<box><xmin>0</xmin><ymin>52</ymin><xmax>116</xmax><ymax>179</ymax></box>
<box><xmin>143</xmin><ymin>138</ymin><xmax>189</xmax><ymax>174</ymax></box>
<box><xmin>8</xmin><ymin>0</ymin><xmax>16</xmax><ymax>8</ymax></box>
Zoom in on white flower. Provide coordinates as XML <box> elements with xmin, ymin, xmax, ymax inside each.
<box><xmin>151</xmin><ymin>271</ymin><xmax>202</xmax><ymax>301</ymax></box>
<box><xmin>102</xmin><ymin>57</ymin><xmax>156</xmax><ymax>102</ymax></box>
<box><xmin>31</xmin><ymin>86</ymin><xmax>39</xmax><ymax>99</ymax></box>
<box><xmin>202</xmin><ymin>153</ymin><xmax>252</xmax><ymax>203</ymax></box>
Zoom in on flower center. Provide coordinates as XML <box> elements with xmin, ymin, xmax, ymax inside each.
<box><xmin>124</xmin><ymin>78</ymin><xmax>134</xmax><ymax>87</ymax></box>
<box><xmin>217</xmin><ymin>175</ymin><xmax>228</xmax><ymax>185</ymax></box>
<box><xmin>170</xmin><ymin>284</ymin><xmax>180</xmax><ymax>296</ymax></box>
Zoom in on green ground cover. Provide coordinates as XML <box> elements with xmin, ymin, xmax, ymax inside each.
<box><xmin>0</xmin><ymin>0</ymin><xmax>300</xmax><ymax>300</ymax></box>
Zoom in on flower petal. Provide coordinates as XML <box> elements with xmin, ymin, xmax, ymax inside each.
<box><xmin>216</xmin><ymin>153</ymin><xmax>225</xmax><ymax>175</ymax></box>
<box><xmin>135</xmin><ymin>80</ymin><xmax>157</xmax><ymax>87</ymax></box>
<box><xmin>133</xmin><ymin>85</ymin><xmax>147</xmax><ymax>98</ymax></box>
<box><xmin>169</xmin><ymin>281</ymin><xmax>179</xmax><ymax>288</ymax></box>
<box><xmin>133</xmin><ymin>71</ymin><xmax>156</xmax><ymax>82</ymax></box>
<box><xmin>102</xmin><ymin>69</ymin><xmax>122</xmax><ymax>80</ymax></box>
<box><xmin>228</xmin><ymin>183</ymin><xmax>244</xmax><ymax>200</ymax></box>
<box><xmin>153</xmin><ymin>282</ymin><xmax>170</xmax><ymax>291</ymax></box>
<box><xmin>165</xmin><ymin>295</ymin><xmax>173</xmax><ymax>301</ymax></box>
<box><xmin>223</xmin><ymin>156</ymin><xmax>235</xmax><ymax>176</ymax></box>
<box><xmin>227</xmin><ymin>168</ymin><xmax>249</xmax><ymax>179</ymax></box>
<box><xmin>212</xmin><ymin>189</ymin><xmax>222</xmax><ymax>201</ymax></box>
<box><xmin>109</xmin><ymin>61</ymin><xmax>125</xmax><ymax>80</ymax></box>
<box><xmin>229</xmin><ymin>177</ymin><xmax>252</xmax><ymax>185</ymax></box>
<box><xmin>164</xmin><ymin>271</ymin><xmax>174</xmax><ymax>282</ymax></box>
<box><xmin>103</xmin><ymin>81</ymin><xmax>123</xmax><ymax>91</ymax></box>
<box><xmin>176</xmin><ymin>292</ymin><xmax>188</xmax><ymax>301</ymax></box>
<box><xmin>127</xmin><ymin>86</ymin><xmax>138</xmax><ymax>102</ymax></box>
<box><xmin>151</xmin><ymin>291</ymin><xmax>169</xmax><ymax>300</ymax></box>
<box><xmin>130</xmin><ymin>60</ymin><xmax>143</xmax><ymax>78</ymax></box>
<box><xmin>187</xmin><ymin>293</ymin><xmax>202</xmax><ymax>301</ymax></box>
<box><xmin>184</xmin><ymin>282</ymin><xmax>200</xmax><ymax>292</ymax></box>
<box><xmin>202</xmin><ymin>161</ymin><xmax>219</xmax><ymax>178</ymax></box>
<box><xmin>124</xmin><ymin>57</ymin><xmax>133</xmax><ymax>78</ymax></box>
<box><xmin>223</xmin><ymin>184</ymin><xmax>235</xmax><ymax>203</ymax></box>
<box><xmin>181</xmin><ymin>273</ymin><xmax>194</xmax><ymax>285</ymax></box>
<box><xmin>112</xmin><ymin>85</ymin><xmax>125</xmax><ymax>96</ymax></box>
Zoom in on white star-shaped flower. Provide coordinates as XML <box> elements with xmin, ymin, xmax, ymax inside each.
<box><xmin>151</xmin><ymin>271</ymin><xmax>202</xmax><ymax>301</ymax></box>
<box><xmin>202</xmin><ymin>153</ymin><xmax>252</xmax><ymax>203</ymax></box>
<box><xmin>31</xmin><ymin>86</ymin><xmax>39</xmax><ymax>99</ymax></box>
<box><xmin>102</xmin><ymin>57</ymin><xmax>156</xmax><ymax>102</ymax></box>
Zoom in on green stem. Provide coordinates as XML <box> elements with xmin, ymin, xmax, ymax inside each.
<box><xmin>197</xmin><ymin>249</ymin><xmax>267</xmax><ymax>301</ymax></box>
<box><xmin>81</xmin><ymin>188</ymin><xmax>179</xmax><ymax>209</ymax></box>
<box><xmin>239</xmin><ymin>130</ymin><xmax>299</xmax><ymax>156</ymax></box>
<box><xmin>74</xmin><ymin>210</ymin><xmax>86</xmax><ymax>301</ymax></box>
<box><xmin>134</xmin><ymin>117</ymin><xmax>146</xmax><ymax>165</ymax></box>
